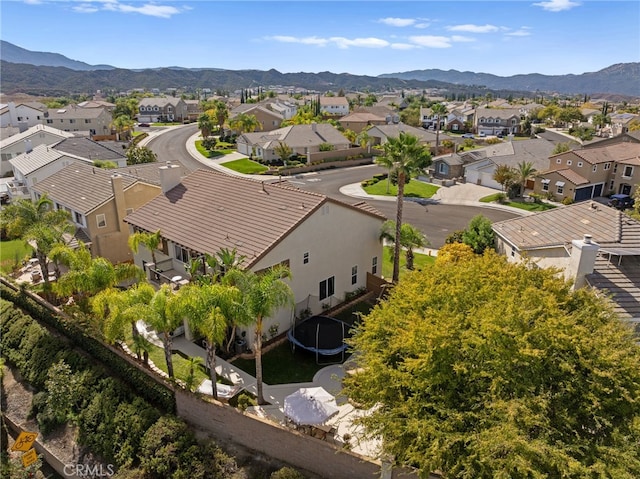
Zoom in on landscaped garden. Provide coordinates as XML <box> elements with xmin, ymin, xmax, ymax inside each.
<box><xmin>480</xmin><ymin>193</ymin><xmax>557</xmax><ymax>212</ymax></box>
<box><xmin>362</xmin><ymin>177</ymin><xmax>440</xmax><ymax>198</ymax></box>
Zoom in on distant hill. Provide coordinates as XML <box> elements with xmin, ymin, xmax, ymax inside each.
<box><xmin>379</xmin><ymin>63</ymin><xmax>640</xmax><ymax>97</ymax></box>
<box><xmin>0</xmin><ymin>40</ymin><xmax>114</xmax><ymax>71</ymax></box>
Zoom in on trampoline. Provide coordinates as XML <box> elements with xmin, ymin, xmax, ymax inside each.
<box><xmin>288</xmin><ymin>315</ymin><xmax>350</xmax><ymax>364</ymax></box>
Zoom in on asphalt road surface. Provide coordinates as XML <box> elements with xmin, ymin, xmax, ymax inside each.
<box><xmin>146</xmin><ymin>130</ymin><xmax>518</xmax><ymax>249</ymax></box>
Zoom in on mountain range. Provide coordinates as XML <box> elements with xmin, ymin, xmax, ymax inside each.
<box><xmin>1</xmin><ymin>40</ymin><xmax>638</xmax><ymax>97</ymax></box>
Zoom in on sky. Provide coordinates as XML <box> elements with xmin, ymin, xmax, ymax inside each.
<box><xmin>1</xmin><ymin>0</ymin><xmax>639</xmax><ymax>77</ymax></box>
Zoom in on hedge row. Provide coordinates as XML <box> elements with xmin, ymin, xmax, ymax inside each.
<box><xmin>0</xmin><ymin>283</ymin><xmax>175</xmax><ymax>413</ymax></box>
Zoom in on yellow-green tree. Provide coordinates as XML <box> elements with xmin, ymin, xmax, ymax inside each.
<box><xmin>344</xmin><ymin>252</ymin><xmax>640</xmax><ymax>478</ymax></box>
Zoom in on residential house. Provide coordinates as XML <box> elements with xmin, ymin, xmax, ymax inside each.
<box><xmin>533</xmin><ymin>143</ymin><xmax>640</xmax><ymax>201</ymax></box>
<box><xmin>184</xmin><ymin>100</ymin><xmax>203</xmax><ymax>122</ymax></box>
<box><xmin>366</xmin><ymin>123</ymin><xmax>454</xmax><ymax>151</ymax></box>
<box><xmin>432</xmin><ymin>153</ymin><xmax>466</xmax><ymax>180</ymax></box>
<box><xmin>493</xmin><ymin>202</ymin><xmax>640</xmax><ymax>322</ymax></box>
<box><xmin>138</xmin><ymin>97</ymin><xmax>188</xmax><ymax>123</ymax></box>
<box><xmin>609</xmin><ymin>112</ymin><xmax>639</xmax><ymax>136</ymax></box>
<box><xmin>43</xmin><ymin>105</ymin><xmax>112</xmax><ymax>136</ymax></box>
<box><xmin>319</xmin><ymin>96</ymin><xmax>349</xmax><ymax>117</ymax></box>
<box><xmin>338</xmin><ymin>111</ymin><xmax>388</xmax><ymax>134</ymax></box>
<box><xmin>474</xmin><ymin>107</ymin><xmax>523</xmax><ymax>136</ymax></box>
<box><xmin>236</xmin><ymin>123</ymin><xmax>350</xmax><ymax>162</ymax></box>
<box><xmin>583</xmin><ymin>130</ymin><xmax>640</xmax><ymax>149</ymax></box>
<box><xmin>445</xmin><ymin>107</ymin><xmax>475</xmax><ymax>133</ymax></box>
<box><xmin>269</xmin><ymin>100</ymin><xmax>298</xmax><ymax>120</ymax></box>
<box><xmin>0</xmin><ymin>124</ymin><xmax>74</xmax><ymax>176</ymax></box>
<box><xmin>77</xmin><ymin>100</ymin><xmax>116</xmax><ymax>113</ymax></box>
<box><xmin>419</xmin><ymin>107</ymin><xmax>446</xmax><ymax>130</ymax></box>
<box><xmin>230</xmin><ymin>104</ymin><xmax>284</xmax><ymax>132</ymax></box>
<box><xmin>464</xmin><ymin>139</ymin><xmax>554</xmax><ymax>190</ymax></box>
<box><xmin>0</xmin><ymin>101</ymin><xmax>47</xmax><ymax>129</ymax></box>
<box><xmin>30</xmin><ymin>161</ymin><xmax>185</xmax><ymax>263</ymax></box>
<box><xmin>51</xmin><ymin>137</ymin><xmax>127</xmax><ymax>167</ymax></box>
<box><xmin>123</xmin><ymin>168</ymin><xmax>385</xmax><ymax>340</ymax></box>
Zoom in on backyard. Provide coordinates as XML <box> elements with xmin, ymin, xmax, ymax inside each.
<box><xmin>0</xmin><ymin>239</ymin><xmax>32</xmax><ymax>273</ymax></box>
<box><xmin>381</xmin><ymin>246</ymin><xmax>436</xmax><ymax>279</ymax></box>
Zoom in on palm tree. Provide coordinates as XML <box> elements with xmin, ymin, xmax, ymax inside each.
<box><xmin>197</xmin><ymin>113</ymin><xmax>214</xmax><ymax>139</ymax></box>
<box><xmin>224</xmin><ymin>265</ymin><xmax>294</xmax><ymax>405</ymax></box>
<box><xmin>375</xmin><ymin>133</ymin><xmax>432</xmax><ymax>282</ymax></box>
<box><xmin>431</xmin><ymin>103</ymin><xmax>448</xmax><ymax>156</ymax></box>
<box><xmin>380</xmin><ymin>221</ymin><xmax>429</xmax><ymax>272</ymax></box>
<box><xmin>177</xmin><ymin>283</ymin><xmax>240</xmax><ymax>400</ymax></box>
<box><xmin>515</xmin><ymin>161</ymin><xmax>537</xmax><ymax>197</ymax></box>
<box><xmin>110</xmin><ymin>114</ymin><xmax>135</xmax><ymax>141</ymax></box>
<box><xmin>51</xmin><ymin>243</ymin><xmax>143</xmax><ymax>312</ymax></box>
<box><xmin>128</xmin><ymin>229</ymin><xmax>162</xmax><ymax>268</ymax></box>
<box><xmin>0</xmin><ymin>194</ymin><xmax>72</xmax><ymax>291</ymax></box>
<box><xmin>210</xmin><ymin>100</ymin><xmax>229</xmax><ymax>135</ymax></box>
<box><xmin>273</xmin><ymin>141</ymin><xmax>293</xmax><ymax>165</ymax></box>
<box><xmin>229</xmin><ymin>113</ymin><xmax>261</xmax><ymax>135</ymax></box>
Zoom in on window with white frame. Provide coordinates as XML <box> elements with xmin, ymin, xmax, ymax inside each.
<box><xmin>609</xmin><ymin>180</ymin><xmax>615</xmax><ymax>190</ymax></box>
<box><xmin>96</xmin><ymin>214</ymin><xmax>106</xmax><ymax>228</ymax></box>
<box><xmin>351</xmin><ymin>265</ymin><xmax>358</xmax><ymax>285</ymax></box>
<box><xmin>556</xmin><ymin>181</ymin><xmax>565</xmax><ymax>195</ymax></box>
<box><xmin>592</xmin><ymin>165</ymin><xmax>597</xmax><ymax>173</ymax></box>
<box><xmin>604</xmin><ymin>162</ymin><xmax>611</xmax><ymax>170</ymax></box>
<box><xmin>577</xmin><ymin>161</ymin><xmax>583</xmax><ymax>167</ymax></box>
<box><xmin>303</xmin><ymin>252</ymin><xmax>309</xmax><ymax>264</ymax></box>
<box><xmin>319</xmin><ymin>276</ymin><xmax>335</xmax><ymax>300</ymax></box>
<box><xmin>372</xmin><ymin>256</ymin><xmax>378</xmax><ymax>275</ymax></box>
<box><xmin>175</xmin><ymin>244</ymin><xmax>190</xmax><ymax>263</ymax></box>
<box><xmin>74</xmin><ymin>211</ymin><xmax>84</xmax><ymax>225</ymax></box>
<box><xmin>541</xmin><ymin>178</ymin><xmax>550</xmax><ymax>191</ymax></box>
<box><xmin>613</xmin><ymin>163</ymin><xmax>618</xmax><ymax>173</ymax></box>
<box><xmin>623</xmin><ymin>165</ymin><xmax>634</xmax><ymax>177</ymax></box>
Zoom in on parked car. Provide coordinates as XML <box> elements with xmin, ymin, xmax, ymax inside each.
<box><xmin>137</xmin><ymin>123</ymin><xmax>150</xmax><ymax>128</ymax></box>
<box><xmin>461</xmin><ymin>133</ymin><xmax>475</xmax><ymax>139</ymax></box>
<box><xmin>479</xmin><ymin>132</ymin><xmax>486</xmax><ymax>137</ymax></box>
<box><xmin>607</xmin><ymin>194</ymin><xmax>635</xmax><ymax>210</ymax></box>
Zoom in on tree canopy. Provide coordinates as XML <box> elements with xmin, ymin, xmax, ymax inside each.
<box><xmin>344</xmin><ymin>252</ymin><xmax>640</xmax><ymax>478</ymax></box>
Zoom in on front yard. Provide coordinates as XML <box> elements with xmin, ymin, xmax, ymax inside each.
<box><xmin>480</xmin><ymin>194</ymin><xmax>557</xmax><ymax>212</ymax></box>
<box><xmin>221</xmin><ymin>158</ymin><xmax>268</xmax><ymax>175</ymax></box>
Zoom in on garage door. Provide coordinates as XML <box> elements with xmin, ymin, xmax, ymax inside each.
<box><xmin>575</xmin><ymin>185</ymin><xmax>594</xmax><ymax>202</ymax></box>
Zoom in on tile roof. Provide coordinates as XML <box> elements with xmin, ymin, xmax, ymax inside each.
<box><xmin>115</xmin><ymin>161</ymin><xmax>192</xmax><ymax>186</ymax></box>
<box><xmin>139</xmin><ymin>97</ymin><xmax>183</xmax><ymax>108</ymax></box>
<box><xmin>587</xmin><ymin>256</ymin><xmax>640</xmax><ymax>320</ymax></box>
<box><xmin>45</xmin><ymin>106</ymin><xmax>109</xmax><ymax>119</ymax></box>
<box><xmin>553</xmin><ymin>168</ymin><xmax>590</xmax><ymax>185</ymax></box>
<box><xmin>52</xmin><ymin>138</ymin><xmax>126</xmax><ymax>161</ymax></box>
<box><xmin>368</xmin><ymin>124</ymin><xmax>452</xmax><ymax>143</ymax></box>
<box><xmin>319</xmin><ymin>96</ymin><xmax>349</xmax><ymax>106</ymax></box>
<box><xmin>493</xmin><ymin>202</ymin><xmax>640</xmax><ymax>251</ymax></box>
<box><xmin>570</xmin><ymin>143</ymin><xmax>640</xmax><ymax>164</ymax></box>
<box><xmin>124</xmin><ymin>170</ymin><xmax>384</xmax><ymax>268</ymax></box>
<box><xmin>240</xmin><ymin>124</ymin><xmax>349</xmax><ymax>150</ymax></box>
<box><xmin>339</xmin><ymin>112</ymin><xmax>386</xmax><ymax>123</ymax></box>
<box><xmin>32</xmin><ymin>161</ymin><xmax>139</xmax><ymax>214</ymax></box>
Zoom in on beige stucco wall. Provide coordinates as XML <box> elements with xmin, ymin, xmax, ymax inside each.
<box><xmin>89</xmin><ymin>183</ymin><xmax>161</xmax><ymax>263</ymax></box>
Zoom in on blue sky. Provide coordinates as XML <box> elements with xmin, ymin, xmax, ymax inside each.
<box><xmin>1</xmin><ymin>0</ymin><xmax>639</xmax><ymax>77</ymax></box>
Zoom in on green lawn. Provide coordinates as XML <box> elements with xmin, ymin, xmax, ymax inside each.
<box><xmin>222</xmin><ymin>158</ymin><xmax>268</xmax><ymax>175</ymax></box>
<box><xmin>231</xmin><ymin>341</ymin><xmax>330</xmax><ymax>384</ymax></box>
<box><xmin>363</xmin><ymin>179</ymin><xmax>440</xmax><ymax>198</ymax></box>
<box><xmin>152</xmin><ymin>122</ymin><xmax>182</xmax><ymax>126</ymax></box>
<box><xmin>381</xmin><ymin>246</ymin><xmax>436</xmax><ymax>280</ymax></box>
<box><xmin>480</xmin><ymin>194</ymin><xmax>557</xmax><ymax>212</ymax></box>
<box><xmin>195</xmin><ymin>140</ymin><xmax>237</xmax><ymax>159</ymax></box>
<box><xmin>146</xmin><ymin>343</ymin><xmax>209</xmax><ymax>386</ymax></box>
<box><xmin>0</xmin><ymin>239</ymin><xmax>32</xmax><ymax>273</ymax></box>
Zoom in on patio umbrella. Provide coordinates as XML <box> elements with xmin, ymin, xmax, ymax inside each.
<box><xmin>284</xmin><ymin>386</ymin><xmax>340</xmax><ymax>426</ymax></box>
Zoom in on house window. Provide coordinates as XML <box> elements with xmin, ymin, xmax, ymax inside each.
<box><xmin>556</xmin><ymin>158</ymin><xmax>561</xmax><ymax>164</ymax></box>
<box><xmin>74</xmin><ymin>211</ymin><xmax>84</xmax><ymax>225</ymax></box>
<box><xmin>438</xmin><ymin>163</ymin><xmax>447</xmax><ymax>174</ymax></box>
<box><xmin>604</xmin><ymin>162</ymin><xmax>611</xmax><ymax>170</ymax></box>
<box><xmin>511</xmin><ymin>246</ymin><xmax>516</xmax><ymax>257</ymax></box>
<box><xmin>541</xmin><ymin>179</ymin><xmax>550</xmax><ymax>191</ymax></box>
<box><xmin>372</xmin><ymin>256</ymin><xmax>378</xmax><ymax>275</ymax></box>
<box><xmin>319</xmin><ymin>276</ymin><xmax>335</xmax><ymax>300</ymax></box>
<box><xmin>175</xmin><ymin>244</ymin><xmax>190</xmax><ymax>263</ymax></box>
<box><xmin>303</xmin><ymin>252</ymin><xmax>309</xmax><ymax>264</ymax></box>
<box><xmin>613</xmin><ymin>164</ymin><xmax>618</xmax><ymax>173</ymax></box>
<box><xmin>85</xmin><ymin>119</ymin><xmax>91</xmax><ymax>124</ymax></box>
<box><xmin>577</xmin><ymin>162</ymin><xmax>583</xmax><ymax>167</ymax></box>
<box><xmin>46</xmin><ymin>119</ymin><xmax>53</xmax><ymax>124</ymax></box>
<box><xmin>609</xmin><ymin>180</ymin><xmax>615</xmax><ymax>190</ymax></box>
<box><xmin>351</xmin><ymin>266</ymin><xmax>358</xmax><ymax>285</ymax></box>
<box><xmin>567</xmin><ymin>160</ymin><xmax>572</xmax><ymax>166</ymax></box>
<box><xmin>511</xmin><ymin>119</ymin><xmax>517</xmax><ymax>125</ymax></box>
<box><xmin>69</xmin><ymin>119</ymin><xmax>76</xmax><ymax>124</ymax></box>
<box><xmin>592</xmin><ymin>165</ymin><xmax>597</xmax><ymax>173</ymax></box>
<box><xmin>556</xmin><ymin>181</ymin><xmax>565</xmax><ymax>195</ymax></box>
<box><xmin>96</xmin><ymin>214</ymin><xmax>106</xmax><ymax>228</ymax></box>
<box><xmin>623</xmin><ymin>166</ymin><xmax>633</xmax><ymax>178</ymax></box>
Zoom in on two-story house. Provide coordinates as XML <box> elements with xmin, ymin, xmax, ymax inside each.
<box><xmin>0</xmin><ymin>124</ymin><xmax>74</xmax><ymax>176</ymax></box>
<box><xmin>0</xmin><ymin>101</ymin><xmax>47</xmax><ymax>129</ymax></box>
<box><xmin>43</xmin><ymin>105</ymin><xmax>112</xmax><ymax>137</ymax></box>
<box><xmin>533</xmin><ymin>143</ymin><xmax>640</xmax><ymax>201</ymax></box>
<box><xmin>230</xmin><ymin>104</ymin><xmax>284</xmax><ymax>132</ymax></box>
<box><xmin>474</xmin><ymin>107</ymin><xmax>523</xmax><ymax>136</ymax></box>
<box><xmin>138</xmin><ymin>97</ymin><xmax>188</xmax><ymax>123</ymax></box>
<box><xmin>319</xmin><ymin>96</ymin><xmax>349</xmax><ymax>117</ymax></box>
<box><xmin>123</xmin><ymin>167</ymin><xmax>385</xmax><ymax>342</ymax></box>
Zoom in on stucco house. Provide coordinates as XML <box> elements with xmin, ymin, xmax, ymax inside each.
<box><xmin>230</xmin><ymin>104</ymin><xmax>284</xmax><ymax>132</ymax></box>
<box><xmin>319</xmin><ymin>96</ymin><xmax>349</xmax><ymax>117</ymax></box>
<box><xmin>123</xmin><ymin>168</ymin><xmax>386</xmax><ymax>340</ymax></box>
<box><xmin>0</xmin><ymin>124</ymin><xmax>75</xmax><ymax>176</ymax></box>
<box><xmin>138</xmin><ymin>97</ymin><xmax>188</xmax><ymax>123</ymax></box>
<box><xmin>474</xmin><ymin>107</ymin><xmax>523</xmax><ymax>136</ymax></box>
<box><xmin>366</xmin><ymin>124</ymin><xmax>453</xmax><ymax>150</ymax></box>
<box><xmin>338</xmin><ymin>111</ymin><xmax>388</xmax><ymax>134</ymax></box>
<box><xmin>533</xmin><ymin>143</ymin><xmax>640</xmax><ymax>201</ymax></box>
<box><xmin>43</xmin><ymin>105</ymin><xmax>112</xmax><ymax>137</ymax></box>
<box><xmin>493</xmin><ymin>202</ymin><xmax>640</xmax><ymax>322</ymax></box>
<box><xmin>30</xmin><ymin>161</ymin><xmax>186</xmax><ymax>263</ymax></box>
<box><xmin>0</xmin><ymin>101</ymin><xmax>47</xmax><ymax>129</ymax></box>
<box><xmin>236</xmin><ymin>123</ymin><xmax>350</xmax><ymax>162</ymax></box>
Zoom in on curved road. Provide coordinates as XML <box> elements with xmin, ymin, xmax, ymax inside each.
<box><xmin>146</xmin><ymin>128</ymin><xmax>518</xmax><ymax>248</ymax></box>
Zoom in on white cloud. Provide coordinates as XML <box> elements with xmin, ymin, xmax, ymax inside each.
<box><xmin>269</xmin><ymin>36</ymin><xmax>328</xmax><ymax>46</ymax></box>
<box><xmin>66</xmin><ymin>0</ymin><xmax>182</xmax><ymax>18</ymax></box>
<box><xmin>378</xmin><ymin>17</ymin><xmax>415</xmax><ymax>27</ymax></box>
<box><xmin>506</xmin><ymin>27</ymin><xmax>532</xmax><ymax>37</ymax></box>
<box><xmin>533</xmin><ymin>0</ymin><xmax>580</xmax><ymax>12</ymax></box>
<box><xmin>73</xmin><ymin>3</ymin><xmax>100</xmax><ymax>13</ymax></box>
<box><xmin>390</xmin><ymin>43</ymin><xmax>418</xmax><ymax>50</ymax></box>
<box><xmin>450</xmin><ymin>35</ymin><xmax>475</xmax><ymax>43</ymax></box>
<box><xmin>408</xmin><ymin>35</ymin><xmax>452</xmax><ymax>48</ymax></box>
<box><xmin>414</xmin><ymin>22</ymin><xmax>430</xmax><ymax>29</ymax></box>
<box><xmin>330</xmin><ymin>37</ymin><xmax>390</xmax><ymax>49</ymax></box>
<box><xmin>23</xmin><ymin>0</ymin><xmax>44</xmax><ymax>4</ymax></box>
<box><xmin>447</xmin><ymin>24</ymin><xmax>500</xmax><ymax>33</ymax></box>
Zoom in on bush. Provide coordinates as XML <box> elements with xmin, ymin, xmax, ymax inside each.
<box><xmin>495</xmin><ymin>193</ymin><xmax>508</xmax><ymax>204</ymax></box>
<box><xmin>202</xmin><ymin>137</ymin><xmax>217</xmax><ymax>150</ymax></box>
<box><xmin>271</xmin><ymin>467</ymin><xmax>306</xmax><ymax>479</ymax></box>
<box><xmin>561</xmin><ymin>196</ymin><xmax>574</xmax><ymax>205</ymax></box>
<box><xmin>486</xmin><ymin>138</ymin><xmax>501</xmax><ymax>145</ymax></box>
<box><xmin>529</xmin><ymin>193</ymin><xmax>543</xmax><ymax>204</ymax></box>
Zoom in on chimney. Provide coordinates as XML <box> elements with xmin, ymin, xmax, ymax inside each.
<box><xmin>24</xmin><ymin>139</ymin><xmax>33</xmax><ymax>153</ymax></box>
<box><xmin>311</xmin><ymin>122</ymin><xmax>317</xmax><ymax>132</ymax></box>
<box><xmin>566</xmin><ymin>234</ymin><xmax>599</xmax><ymax>289</ymax></box>
<box><xmin>159</xmin><ymin>162</ymin><xmax>181</xmax><ymax>193</ymax></box>
<box><xmin>111</xmin><ymin>174</ymin><xmax>127</xmax><ymax>230</ymax></box>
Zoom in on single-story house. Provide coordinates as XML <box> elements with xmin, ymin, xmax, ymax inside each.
<box><xmin>123</xmin><ymin>168</ymin><xmax>386</xmax><ymax>340</ymax></box>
